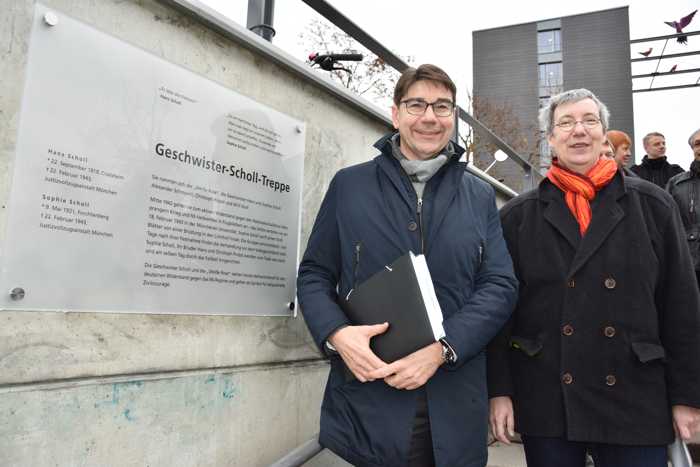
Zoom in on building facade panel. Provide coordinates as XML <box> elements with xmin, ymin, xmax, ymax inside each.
<box><xmin>473</xmin><ymin>7</ymin><xmax>635</xmax><ymax>190</ymax></box>
<box><xmin>562</xmin><ymin>8</ymin><xmax>635</xmax><ymax>157</ymax></box>
<box><xmin>473</xmin><ymin>23</ymin><xmax>539</xmax><ymax>192</ymax></box>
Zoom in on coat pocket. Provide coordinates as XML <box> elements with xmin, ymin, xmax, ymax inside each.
<box><xmin>510</xmin><ymin>335</ymin><xmax>543</xmax><ymax>357</ymax></box>
<box><xmin>631</xmin><ymin>342</ymin><xmax>666</xmax><ymax>363</ymax></box>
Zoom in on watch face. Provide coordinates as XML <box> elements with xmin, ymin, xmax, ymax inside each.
<box><xmin>443</xmin><ymin>345</ymin><xmax>455</xmax><ymax>363</ymax></box>
<box><xmin>441</xmin><ymin>344</ymin><xmax>450</xmax><ymax>362</ymax></box>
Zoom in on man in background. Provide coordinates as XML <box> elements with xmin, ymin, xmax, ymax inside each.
<box><xmin>667</xmin><ymin>127</ymin><xmax>700</xmax><ymax>285</ymax></box>
<box><xmin>631</xmin><ymin>132</ymin><xmax>683</xmax><ymax>187</ymax></box>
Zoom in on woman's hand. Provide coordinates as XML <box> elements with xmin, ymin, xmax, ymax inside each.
<box><xmin>672</xmin><ymin>404</ymin><xmax>700</xmax><ymax>440</ymax></box>
<box><xmin>490</xmin><ymin>396</ymin><xmax>515</xmax><ymax>444</ymax></box>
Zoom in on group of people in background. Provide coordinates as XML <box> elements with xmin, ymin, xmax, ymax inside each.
<box><xmin>298</xmin><ymin>63</ymin><xmax>700</xmax><ymax>467</ymax></box>
<box><xmin>602</xmin><ymin>127</ymin><xmax>700</xmax><ymax>286</ymax></box>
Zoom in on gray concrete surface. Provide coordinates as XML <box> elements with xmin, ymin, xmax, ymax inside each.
<box><xmin>487</xmin><ymin>442</ymin><xmax>527</xmax><ymax>467</ymax></box>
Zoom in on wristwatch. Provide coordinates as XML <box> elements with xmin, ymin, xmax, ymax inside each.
<box><xmin>440</xmin><ymin>338</ymin><xmax>457</xmax><ymax>364</ymax></box>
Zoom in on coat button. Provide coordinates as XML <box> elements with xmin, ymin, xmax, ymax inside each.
<box><xmin>604</xmin><ymin>277</ymin><xmax>616</xmax><ymax>289</ymax></box>
<box><xmin>604</xmin><ymin>326</ymin><xmax>616</xmax><ymax>338</ymax></box>
<box><xmin>562</xmin><ymin>324</ymin><xmax>574</xmax><ymax>336</ymax></box>
<box><xmin>567</xmin><ymin>279</ymin><xmax>575</xmax><ymax>288</ymax></box>
<box><xmin>605</xmin><ymin>375</ymin><xmax>617</xmax><ymax>386</ymax></box>
<box><xmin>408</xmin><ymin>221</ymin><xmax>418</xmax><ymax>232</ymax></box>
<box><xmin>562</xmin><ymin>373</ymin><xmax>573</xmax><ymax>385</ymax></box>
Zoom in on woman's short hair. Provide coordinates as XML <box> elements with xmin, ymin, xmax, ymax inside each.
<box><xmin>539</xmin><ymin>88</ymin><xmax>610</xmax><ymax>137</ymax></box>
<box><xmin>393</xmin><ymin>64</ymin><xmax>457</xmax><ymax>106</ymax></box>
<box><xmin>607</xmin><ymin>130</ymin><xmax>631</xmax><ymax>149</ymax></box>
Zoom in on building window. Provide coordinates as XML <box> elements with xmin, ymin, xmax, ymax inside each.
<box><xmin>537</xmin><ymin>30</ymin><xmax>561</xmax><ymax>54</ymax></box>
<box><xmin>539</xmin><ymin>62</ymin><xmax>563</xmax><ymax>97</ymax></box>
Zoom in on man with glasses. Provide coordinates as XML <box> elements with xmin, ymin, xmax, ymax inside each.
<box><xmin>667</xmin><ymin>128</ymin><xmax>700</xmax><ymax>286</ymax></box>
<box><xmin>631</xmin><ymin>132</ymin><xmax>683</xmax><ymax>187</ymax></box>
<box><xmin>297</xmin><ymin>64</ymin><xmax>517</xmax><ymax>467</ymax></box>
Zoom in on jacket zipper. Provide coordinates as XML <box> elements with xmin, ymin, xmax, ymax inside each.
<box><xmin>352</xmin><ymin>241</ymin><xmax>362</xmax><ymax>290</ymax></box>
<box><xmin>417</xmin><ymin>197</ymin><xmax>425</xmax><ymax>254</ymax></box>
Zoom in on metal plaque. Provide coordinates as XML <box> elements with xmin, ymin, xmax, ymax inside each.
<box><xmin>0</xmin><ymin>4</ymin><xmax>305</xmax><ymax>315</ymax></box>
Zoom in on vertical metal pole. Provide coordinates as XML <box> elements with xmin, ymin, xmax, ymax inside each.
<box><xmin>247</xmin><ymin>0</ymin><xmax>276</xmax><ymax>42</ymax></box>
<box><xmin>524</xmin><ymin>166</ymin><xmax>534</xmax><ymax>190</ymax></box>
<box><xmin>452</xmin><ymin>107</ymin><xmax>460</xmax><ymax>147</ymax></box>
<box><xmin>648</xmin><ymin>38</ymin><xmax>668</xmax><ymax>90</ymax></box>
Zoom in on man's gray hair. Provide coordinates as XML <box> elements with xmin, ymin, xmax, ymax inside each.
<box><xmin>539</xmin><ymin>88</ymin><xmax>610</xmax><ymax>137</ymax></box>
<box><xmin>689</xmin><ymin>128</ymin><xmax>700</xmax><ymax>147</ymax></box>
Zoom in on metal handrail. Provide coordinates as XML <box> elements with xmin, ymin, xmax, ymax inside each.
<box><xmin>268</xmin><ymin>435</ymin><xmax>324</xmax><ymax>467</ymax></box>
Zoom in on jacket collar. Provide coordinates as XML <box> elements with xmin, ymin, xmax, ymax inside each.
<box><xmin>672</xmin><ymin>171</ymin><xmax>694</xmax><ymax>185</ymax></box>
<box><xmin>373</xmin><ymin>132</ymin><xmax>465</xmax><ymax>190</ymax></box>
<box><xmin>373</xmin><ymin>132</ymin><xmax>466</xmax><ymax>253</ymax></box>
<box><xmin>641</xmin><ymin>155</ymin><xmax>670</xmax><ymax>168</ymax></box>
<box><xmin>539</xmin><ymin>170</ymin><xmax>627</xmax><ymax>277</ymax></box>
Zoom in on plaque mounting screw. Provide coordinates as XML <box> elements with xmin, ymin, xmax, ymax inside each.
<box><xmin>10</xmin><ymin>287</ymin><xmax>25</xmax><ymax>301</ymax></box>
<box><xmin>44</xmin><ymin>12</ymin><xmax>59</xmax><ymax>26</ymax></box>
<box><xmin>295</xmin><ymin>126</ymin><xmax>302</xmax><ymax>134</ymax></box>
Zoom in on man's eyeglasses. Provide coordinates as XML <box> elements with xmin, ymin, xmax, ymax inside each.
<box><xmin>554</xmin><ymin>117</ymin><xmax>601</xmax><ymax>132</ymax></box>
<box><xmin>401</xmin><ymin>99</ymin><xmax>455</xmax><ymax>117</ymax></box>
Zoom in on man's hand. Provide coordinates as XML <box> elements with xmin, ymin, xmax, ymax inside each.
<box><xmin>490</xmin><ymin>396</ymin><xmax>515</xmax><ymax>444</ymax></box>
<box><xmin>328</xmin><ymin>323</ymin><xmax>389</xmax><ymax>382</ymax></box>
<box><xmin>366</xmin><ymin>342</ymin><xmax>443</xmax><ymax>390</ymax></box>
<box><xmin>672</xmin><ymin>404</ymin><xmax>700</xmax><ymax>440</ymax></box>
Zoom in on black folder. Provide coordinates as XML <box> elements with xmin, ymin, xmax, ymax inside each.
<box><xmin>338</xmin><ymin>251</ymin><xmax>445</xmax><ymax>363</ymax></box>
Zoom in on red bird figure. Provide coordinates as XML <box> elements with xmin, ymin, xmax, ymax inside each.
<box><xmin>664</xmin><ymin>10</ymin><xmax>697</xmax><ymax>44</ymax></box>
<box><xmin>669</xmin><ymin>64</ymin><xmax>678</xmax><ymax>72</ymax></box>
<box><xmin>639</xmin><ymin>47</ymin><xmax>653</xmax><ymax>56</ymax></box>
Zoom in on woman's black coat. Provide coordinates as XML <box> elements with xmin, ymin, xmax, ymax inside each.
<box><xmin>487</xmin><ymin>172</ymin><xmax>700</xmax><ymax>445</ymax></box>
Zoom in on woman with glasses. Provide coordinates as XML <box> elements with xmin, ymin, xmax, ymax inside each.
<box><xmin>487</xmin><ymin>88</ymin><xmax>700</xmax><ymax>467</ymax></box>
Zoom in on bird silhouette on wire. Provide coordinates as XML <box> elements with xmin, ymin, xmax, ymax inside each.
<box><xmin>664</xmin><ymin>10</ymin><xmax>697</xmax><ymax>44</ymax></box>
<box><xmin>669</xmin><ymin>64</ymin><xmax>678</xmax><ymax>73</ymax></box>
<box><xmin>638</xmin><ymin>47</ymin><xmax>653</xmax><ymax>56</ymax></box>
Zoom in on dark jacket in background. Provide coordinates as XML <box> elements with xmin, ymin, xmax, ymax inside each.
<box><xmin>630</xmin><ymin>155</ymin><xmax>683</xmax><ymax>187</ymax></box>
<box><xmin>298</xmin><ymin>133</ymin><xmax>518</xmax><ymax>467</ymax></box>
<box><xmin>666</xmin><ymin>160</ymin><xmax>700</xmax><ymax>271</ymax></box>
<box><xmin>487</xmin><ymin>172</ymin><xmax>700</xmax><ymax>446</ymax></box>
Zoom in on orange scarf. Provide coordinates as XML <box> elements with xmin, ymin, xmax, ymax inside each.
<box><xmin>546</xmin><ymin>157</ymin><xmax>618</xmax><ymax>235</ymax></box>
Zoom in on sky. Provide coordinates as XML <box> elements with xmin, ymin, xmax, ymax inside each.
<box><xmin>199</xmin><ymin>0</ymin><xmax>699</xmax><ymax>169</ymax></box>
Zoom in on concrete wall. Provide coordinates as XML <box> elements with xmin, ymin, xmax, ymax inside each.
<box><xmin>0</xmin><ymin>1</ymin><xmax>388</xmax><ymax>465</ymax></box>
<box><xmin>0</xmin><ymin>1</ymin><xmax>514</xmax><ymax>466</ymax></box>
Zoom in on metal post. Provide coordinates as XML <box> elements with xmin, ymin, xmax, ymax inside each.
<box><xmin>247</xmin><ymin>0</ymin><xmax>276</xmax><ymax>42</ymax></box>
